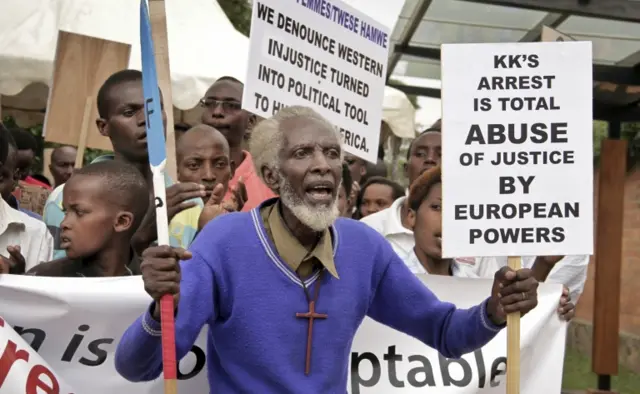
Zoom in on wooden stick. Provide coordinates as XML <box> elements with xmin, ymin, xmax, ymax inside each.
<box><xmin>75</xmin><ymin>97</ymin><xmax>93</xmax><ymax>168</ymax></box>
<box><xmin>164</xmin><ymin>379</ymin><xmax>177</xmax><ymax>393</ymax></box>
<box><xmin>506</xmin><ymin>255</ymin><xmax>521</xmax><ymax>394</ymax></box>
<box><xmin>146</xmin><ymin>2</ymin><xmax>178</xmax><ymax>393</ymax></box>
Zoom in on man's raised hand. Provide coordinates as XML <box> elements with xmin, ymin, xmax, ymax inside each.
<box><xmin>198</xmin><ymin>183</ymin><xmax>227</xmax><ymax>230</ymax></box>
<box><xmin>227</xmin><ymin>177</ymin><xmax>248</xmax><ymax>212</ymax></box>
<box><xmin>166</xmin><ymin>183</ymin><xmax>206</xmax><ymax>221</ymax></box>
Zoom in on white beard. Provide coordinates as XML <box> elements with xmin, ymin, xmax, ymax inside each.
<box><xmin>279</xmin><ymin>176</ymin><xmax>340</xmax><ymax>232</ymax></box>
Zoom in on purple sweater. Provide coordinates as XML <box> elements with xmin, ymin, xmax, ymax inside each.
<box><xmin>115</xmin><ymin>203</ymin><xmax>503</xmax><ymax>392</ymax></box>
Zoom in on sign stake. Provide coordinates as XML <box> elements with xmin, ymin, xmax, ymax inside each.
<box><xmin>506</xmin><ymin>255</ymin><xmax>521</xmax><ymax>394</ymax></box>
<box><xmin>140</xmin><ymin>1</ymin><xmax>177</xmax><ymax>393</ymax></box>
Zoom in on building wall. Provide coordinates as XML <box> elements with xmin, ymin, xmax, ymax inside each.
<box><xmin>575</xmin><ymin>167</ymin><xmax>640</xmax><ymax>335</ymax></box>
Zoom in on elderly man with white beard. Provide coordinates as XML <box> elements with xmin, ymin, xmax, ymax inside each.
<box><xmin>114</xmin><ymin>106</ymin><xmax>540</xmax><ymax>393</ymax></box>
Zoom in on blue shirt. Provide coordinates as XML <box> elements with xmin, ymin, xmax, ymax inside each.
<box><xmin>114</xmin><ymin>199</ymin><xmax>503</xmax><ymax>392</ymax></box>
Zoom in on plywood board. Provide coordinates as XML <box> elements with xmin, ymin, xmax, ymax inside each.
<box><xmin>44</xmin><ymin>31</ymin><xmax>130</xmax><ymax>151</ymax></box>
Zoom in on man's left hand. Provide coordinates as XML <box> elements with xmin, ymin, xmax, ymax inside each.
<box><xmin>558</xmin><ymin>285</ymin><xmax>575</xmax><ymax>321</ymax></box>
<box><xmin>198</xmin><ymin>183</ymin><xmax>230</xmax><ymax>230</ymax></box>
<box><xmin>166</xmin><ymin>183</ymin><xmax>205</xmax><ymax>221</ymax></box>
<box><xmin>487</xmin><ymin>267</ymin><xmax>539</xmax><ymax>325</ymax></box>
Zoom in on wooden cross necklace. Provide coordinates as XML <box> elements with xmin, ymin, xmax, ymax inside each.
<box><xmin>296</xmin><ymin>269</ymin><xmax>327</xmax><ymax>375</ymax></box>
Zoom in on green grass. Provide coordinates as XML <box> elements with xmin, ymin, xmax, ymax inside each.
<box><xmin>563</xmin><ymin>348</ymin><xmax>640</xmax><ymax>393</ymax></box>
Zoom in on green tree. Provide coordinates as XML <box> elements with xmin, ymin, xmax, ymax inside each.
<box><xmin>218</xmin><ymin>0</ymin><xmax>252</xmax><ymax>36</ymax></box>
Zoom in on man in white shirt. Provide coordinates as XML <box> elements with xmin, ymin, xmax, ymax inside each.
<box><xmin>361</xmin><ymin>124</ymin><xmax>442</xmax><ymax>261</ymax></box>
<box><xmin>0</xmin><ymin>126</ymin><xmax>53</xmax><ymax>272</ymax></box>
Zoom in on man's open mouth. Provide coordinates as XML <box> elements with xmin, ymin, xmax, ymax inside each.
<box><xmin>305</xmin><ymin>181</ymin><xmax>334</xmax><ymax>204</ymax></box>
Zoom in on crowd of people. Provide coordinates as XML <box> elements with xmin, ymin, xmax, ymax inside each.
<box><xmin>0</xmin><ymin>68</ymin><xmax>586</xmax><ymax>390</ymax></box>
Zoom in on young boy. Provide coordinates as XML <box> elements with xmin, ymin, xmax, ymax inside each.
<box><xmin>27</xmin><ymin>160</ymin><xmax>148</xmax><ymax>277</ymax></box>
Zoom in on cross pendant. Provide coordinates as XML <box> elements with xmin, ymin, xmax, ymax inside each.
<box><xmin>295</xmin><ymin>300</ymin><xmax>328</xmax><ymax>375</ymax></box>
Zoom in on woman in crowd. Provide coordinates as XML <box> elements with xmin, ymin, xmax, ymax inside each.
<box><xmin>406</xmin><ymin>166</ymin><xmax>576</xmax><ymax>320</ymax></box>
<box><xmin>355</xmin><ymin>176</ymin><xmax>405</xmax><ymax>219</ymax></box>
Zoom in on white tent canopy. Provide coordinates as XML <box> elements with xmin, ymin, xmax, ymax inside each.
<box><xmin>0</xmin><ymin>0</ymin><xmax>249</xmax><ymax>109</ymax></box>
<box><xmin>0</xmin><ymin>0</ymin><xmax>415</xmax><ymax>137</ymax></box>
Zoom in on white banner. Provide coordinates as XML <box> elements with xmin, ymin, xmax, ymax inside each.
<box><xmin>242</xmin><ymin>0</ymin><xmax>389</xmax><ymax>163</ymax></box>
<box><xmin>0</xmin><ymin>275</ymin><xmax>565</xmax><ymax>393</ymax></box>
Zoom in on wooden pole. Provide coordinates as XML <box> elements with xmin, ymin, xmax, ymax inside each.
<box><xmin>506</xmin><ymin>255</ymin><xmax>521</xmax><ymax>394</ymax></box>
<box><xmin>149</xmin><ymin>0</ymin><xmax>177</xmax><ymax>181</ymax></box>
<box><xmin>75</xmin><ymin>98</ymin><xmax>93</xmax><ymax>168</ymax></box>
<box><xmin>588</xmin><ymin>137</ymin><xmax>627</xmax><ymax>394</ymax></box>
<box><xmin>147</xmin><ymin>3</ymin><xmax>178</xmax><ymax>393</ymax></box>
<box><xmin>164</xmin><ymin>379</ymin><xmax>177</xmax><ymax>394</ymax></box>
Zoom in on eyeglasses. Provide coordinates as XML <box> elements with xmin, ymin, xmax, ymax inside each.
<box><xmin>199</xmin><ymin>98</ymin><xmax>242</xmax><ymax>113</ymax></box>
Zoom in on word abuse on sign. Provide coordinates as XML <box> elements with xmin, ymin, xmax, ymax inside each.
<box><xmin>440</xmin><ymin>42</ymin><xmax>594</xmax><ymax>258</ymax></box>
<box><xmin>242</xmin><ymin>0</ymin><xmax>390</xmax><ymax>163</ymax></box>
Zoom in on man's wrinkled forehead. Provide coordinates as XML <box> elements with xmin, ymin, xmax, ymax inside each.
<box><xmin>280</xmin><ymin>116</ymin><xmax>338</xmax><ymax>147</ymax></box>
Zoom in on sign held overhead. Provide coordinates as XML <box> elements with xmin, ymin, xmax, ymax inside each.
<box><xmin>243</xmin><ymin>0</ymin><xmax>390</xmax><ymax>163</ymax></box>
<box><xmin>44</xmin><ymin>31</ymin><xmax>131</xmax><ymax>152</ymax></box>
<box><xmin>441</xmin><ymin>42</ymin><xmax>594</xmax><ymax>258</ymax></box>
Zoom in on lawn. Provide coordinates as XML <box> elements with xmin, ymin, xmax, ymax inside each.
<box><xmin>563</xmin><ymin>348</ymin><xmax>640</xmax><ymax>393</ymax></box>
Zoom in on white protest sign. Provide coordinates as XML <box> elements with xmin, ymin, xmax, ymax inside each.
<box><xmin>0</xmin><ymin>275</ymin><xmax>565</xmax><ymax>393</ymax></box>
<box><xmin>441</xmin><ymin>42</ymin><xmax>594</xmax><ymax>258</ymax></box>
<box><xmin>243</xmin><ymin>0</ymin><xmax>390</xmax><ymax>163</ymax></box>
